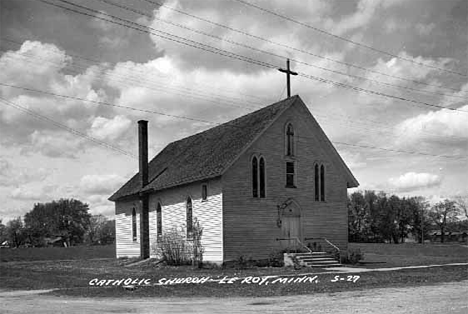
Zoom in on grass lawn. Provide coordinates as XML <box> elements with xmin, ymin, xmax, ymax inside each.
<box><xmin>350</xmin><ymin>242</ymin><xmax>468</xmax><ymax>268</ymax></box>
<box><xmin>0</xmin><ymin>243</ymin><xmax>466</xmax><ymax>298</ymax></box>
<box><xmin>0</xmin><ymin>245</ymin><xmax>115</xmax><ymax>262</ymax></box>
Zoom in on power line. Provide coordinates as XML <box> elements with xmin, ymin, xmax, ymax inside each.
<box><xmin>38</xmin><ymin>0</ymin><xmax>468</xmax><ymax>114</ymax></box>
<box><xmin>99</xmin><ymin>0</ymin><xmax>467</xmax><ymax>102</ymax></box>
<box><xmin>0</xmin><ymin>97</ymin><xmax>137</xmax><ymax>159</ymax></box>
<box><xmin>138</xmin><ymin>0</ymin><xmax>467</xmax><ymax>93</ymax></box>
<box><xmin>2</xmin><ymin>82</ymin><xmax>466</xmax><ymax>160</ymax></box>
<box><xmin>0</xmin><ymin>39</ymin><xmax>265</xmax><ymax>110</ymax></box>
<box><xmin>1</xmin><ymin>36</ymin><xmax>272</xmax><ymax>104</ymax></box>
<box><xmin>0</xmin><ymin>82</ymin><xmax>221</xmax><ymax>124</ymax></box>
<box><xmin>232</xmin><ymin>0</ymin><xmax>467</xmax><ymax>77</ymax></box>
<box><xmin>3</xmin><ymin>39</ymin><xmax>463</xmax><ymax>141</ymax></box>
<box><xmin>4</xmin><ymin>81</ymin><xmax>465</xmax><ymax>145</ymax></box>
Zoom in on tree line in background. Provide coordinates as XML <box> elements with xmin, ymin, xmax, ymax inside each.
<box><xmin>348</xmin><ymin>191</ymin><xmax>468</xmax><ymax>243</ymax></box>
<box><xmin>0</xmin><ymin>198</ymin><xmax>115</xmax><ymax>248</ymax></box>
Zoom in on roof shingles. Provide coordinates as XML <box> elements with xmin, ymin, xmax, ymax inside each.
<box><xmin>109</xmin><ymin>96</ymin><xmax>297</xmax><ymax>201</ymax></box>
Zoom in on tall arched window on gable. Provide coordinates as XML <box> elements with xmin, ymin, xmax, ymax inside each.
<box><xmin>186</xmin><ymin>197</ymin><xmax>193</xmax><ymax>238</ymax></box>
<box><xmin>314</xmin><ymin>164</ymin><xmax>319</xmax><ymax>201</ymax></box>
<box><xmin>320</xmin><ymin>165</ymin><xmax>325</xmax><ymax>201</ymax></box>
<box><xmin>252</xmin><ymin>157</ymin><xmax>258</xmax><ymax>197</ymax></box>
<box><xmin>286</xmin><ymin>123</ymin><xmax>295</xmax><ymax>156</ymax></box>
<box><xmin>156</xmin><ymin>203</ymin><xmax>162</xmax><ymax>239</ymax></box>
<box><xmin>132</xmin><ymin>208</ymin><xmax>137</xmax><ymax>241</ymax></box>
<box><xmin>259</xmin><ymin>157</ymin><xmax>266</xmax><ymax>198</ymax></box>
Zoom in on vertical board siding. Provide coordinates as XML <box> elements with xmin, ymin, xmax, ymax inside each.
<box><xmin>223</xmin><ymin>102</ymin><xmax>350</xmax><ymax>261</ymax></box>
<box><xmin>115</xmin><ymin>198</ymin><xmax>141</xmax><ymax>258</ymax></box>
<box><xmin>147</xmin><ymin>178</ymin><xmax>223</xmax><ymax>263</ymax></box>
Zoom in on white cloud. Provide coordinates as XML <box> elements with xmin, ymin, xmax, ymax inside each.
<box><xmin>23</xmin><ymin>130</ymin><xmax>84</xmax><ymax>158</ymax></box>
<box><xmin>395</xmin><ymin>105</ymin><xmax>468</xmax><ymax>149</ymax></box>
<box><xmin>0</xmin><ymin>158</ymin><xmax>49</xmax><ymax>186</ymax></box>
<box><xmin>388</xmin><ymin>172</ymin><xmax>442</xmax><ymax>192</ymax></box>
<box><xmin>88</xmin><ymin>115</ymin><xmax>132</xmax><ymax>141</ymax></box>
<box><xmin>10</xmin><ymin>186</ymin><xmax>49</xmax><ymax>201</ymax></box>
<box><xmin>80</xmin><ymin>174</ymin><xmax>126</xmax><ymax>195</ymax></box>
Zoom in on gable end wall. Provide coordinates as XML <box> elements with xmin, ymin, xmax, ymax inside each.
<box><xmin>222</xmin><ymin>101</ymin><xmax>349</xmax><ymax>261</ymax></box>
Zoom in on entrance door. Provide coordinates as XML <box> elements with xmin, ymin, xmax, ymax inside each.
<box><xmin>280</xmin><ymin>201</ymin><xmax>301</xmax><ymax>250</ymax></box>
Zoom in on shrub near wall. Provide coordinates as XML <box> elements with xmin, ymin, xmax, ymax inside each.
<box><xmin>152</xmin><ymin>219</ymin><xmax>204</xmax><ymax>266</ymax></box>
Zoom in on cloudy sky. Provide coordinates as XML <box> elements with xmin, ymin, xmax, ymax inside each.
<box><xmin>0</xmin><ymin>0</ymin><xmax>467</xmax><ymax>221</ymax></box>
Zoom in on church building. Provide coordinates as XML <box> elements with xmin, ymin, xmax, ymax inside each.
<box><xmin>109</xmin><ymin>95</ymin><xmax>359</xmax><ymax>263</ymax></box>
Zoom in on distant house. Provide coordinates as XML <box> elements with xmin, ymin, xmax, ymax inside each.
<box><xmin>44</xmin><ymin>237</ymin><xmax>66</xmax><ymax>247</ymax></box>
<box><xmin>109</xmin><ymin>96</ymin><xmax>359</xmax><ymax>263</ymax></box>
<box><xmin>431</xmin><ymin>231</ymin><xmax>468</xmax><ymax>243</ymax></box>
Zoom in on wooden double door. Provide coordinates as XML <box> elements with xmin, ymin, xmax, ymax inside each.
<box><xmin>280</xmin><ymin>201</ymin><xmax>302</xmax><ymax>249</ymax></box>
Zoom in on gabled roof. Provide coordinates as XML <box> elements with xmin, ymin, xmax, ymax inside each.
<box><xmin>109</xmin><ymin>96</ymin><xmax>298</xmax><ymax>201</ymax></box>
<box><xmin>109</xmin><ymin>95</ymin><xmax>359</xmax><ymax>201</ymax></box>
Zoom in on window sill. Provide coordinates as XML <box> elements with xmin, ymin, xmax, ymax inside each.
<box><xmin>285</xmin><ymin>185</ymin><xmax>297</xmax><ymax>189</ymax></box>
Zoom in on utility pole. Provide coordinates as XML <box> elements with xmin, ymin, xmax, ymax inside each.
<box><xmin>278</xmin><ymin>59</ymin><xmax>298</xmax><ymax>98</ymax></box>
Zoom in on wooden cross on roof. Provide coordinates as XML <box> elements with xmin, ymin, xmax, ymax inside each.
<box><xmin>278</xmin><ymin>59</ymin><xmax>298</xmax><ymax>98</ymax></box>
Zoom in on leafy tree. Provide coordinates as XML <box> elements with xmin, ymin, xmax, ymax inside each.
<box><xmin>0</xmin><ymin>219</ymin><xmax>7</xmax><ymax>244</ymax></box>
<box><xmin>86</xmin><ymin>215</ymin><xmax>115</xmax><ymax>245</ymax></box>
<box><xmin>405</xmin><ymin>197</ymin><xmax>431</xmax><ymax>243</ymax></box>
<box><xmin>6</xmin><ymin>217</ymin><xmax>26</xmax><ymax>247</ymax></box>
<box><xmin>454</xmin><ymin>196</ymin><xmax>468</xmax><ymax>220</ymax></box>
<box><xmin>348</xmin><ymin>191</ymin><xmax>370</xmax><ymax>242</ymax></box>
<box><xmin>24</xmin><ymin>199</ymin><xmax>91</xmax><ymax>246</ymax></box>
<box><xmin>428</xmin><ymin>200</ymin><xmax>460</xmax><ymax>243</ymax></box>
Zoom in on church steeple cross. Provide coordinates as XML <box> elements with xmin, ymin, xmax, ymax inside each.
<box><xmin>278</xmin><ymin>59</ymin><xmax>298</xmax><ymax>98</ymax></box>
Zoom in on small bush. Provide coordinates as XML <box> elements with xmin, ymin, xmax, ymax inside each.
<box><xmin>344</xmin><ymin>248</ymin><xmax>364</xmax><ymax>264</ymax></box>
<box><xmin>267</xmin><ymin>250</ymin><xmax>285</xmax><ymax>267</ymax></box>
<box><xmin>233</xmin><ymin>255</ymin><xmax>253</xmax><ymax>269</ymax></box>
<box><xmin>151</xmin><ymin>218</ymin><xmax>204</xmax><ymax>266</ymax></box>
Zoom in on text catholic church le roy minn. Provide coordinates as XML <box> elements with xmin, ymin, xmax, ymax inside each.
<box><xmin>109</xmin><ymin>95</ymin><xmax>359</xmax><ymax>263</ymax></box>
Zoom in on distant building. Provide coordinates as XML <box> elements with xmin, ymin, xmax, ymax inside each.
<box><xmin>431</xmin><ymin>231</ymin><xmax>468</xmax><ymax>243</ymax></box>
<box><xmin>109</xmin><ymin>96</ymin><xmax>359</xmax><ymax>263</ymax></box>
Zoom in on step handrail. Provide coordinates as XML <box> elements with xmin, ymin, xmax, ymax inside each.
<box><xmin>275</xmin><ymin>237</ymin><xmax>312</xmax><ymax>254</ymax></box>
<box><xmin>304</xmin><ymin>237</ymin><xmax>341</xmax><ymax>263</ymax></box>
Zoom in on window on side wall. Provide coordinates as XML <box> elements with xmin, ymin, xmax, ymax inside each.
<box><xmin>156</xmin><ymin>203</ymin><xmax>162</xmax><ymax>240</ymax></box>
<box><xmin>201</xmin><ymin>184</ymin><xmax>208</xmax><ymax>201</ymax></box>
<box><xmin>132</xmin><ymin>207</ymin><xmax>137</xmax><ymax>242</ymax></box>
<box><xmin>186</xmin><ymin>197</ymin><xmax>193</xmax><ymax>238</ymax></box>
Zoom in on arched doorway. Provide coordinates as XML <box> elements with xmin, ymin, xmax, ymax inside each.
<box><xmin>280</xmin><ymin>200</ymin><xmax>302</xmax><ymax>249</ymax></box>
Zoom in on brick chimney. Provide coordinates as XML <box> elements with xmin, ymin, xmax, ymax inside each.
<box><xmin>138</xmin><ymin>120</ymin><xmax>148</xmax><ymax>188</ymax></box>
<box><xmin>138</xmin><ymin>120</ymin><xmax>149</xmax><ymax>259</ymax></box>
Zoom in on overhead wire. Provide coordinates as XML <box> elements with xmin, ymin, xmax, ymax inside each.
<box><xmin>37</xmin><ymin>0</ymin><xmax>468</xmax><ymax>114</ymax></box>
<box><xmin>0</xmin><ymin>97</ymin><xmax>138</xmax><ymax>159</ymax></box>
<box><xmin>232</xmin><ymin>0</ymin><xmax>467</xmax><ymax>77</ymax></box>
<box><xmin>139</xmin><ymin>0</ymin><xmax>467</xmax><ymax>94</ymax></box>
<box><xmin>2</xmin><ymin>82</ymin><xmax>466</xmax><ymax>161</ymax></box>
<box><xmin>98</xmin><ymin>0</ymin><xmax>468</xmax><ymax>102</ymax></box>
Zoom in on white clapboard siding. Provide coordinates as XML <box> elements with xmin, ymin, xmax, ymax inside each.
<box><xmin>115</xmin><ymin>198</ymin><xmax>141</xmax><ymax>258</ymax></box>
<box><xmin>142</xmin><ymin>178</ymin><xmax>223</xmax><ymax>262</ymax></box>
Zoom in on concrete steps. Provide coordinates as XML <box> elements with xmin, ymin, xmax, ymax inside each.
<box><xmin>295</xmin><ymin>252</ymin><xmax>341</xmax><ymax>268</ymax></box>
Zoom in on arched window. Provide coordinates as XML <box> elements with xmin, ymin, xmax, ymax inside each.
<box><xmin>186</xmin><ymin>197</ymin><xmax>193</xmax><ymax>237</ymax></box>
<box><xmin>252</xmin><ymin>157</ymin><xmax>258</xmax><ymax>197</ymax></box>
<box><xmin>320</xmin><ymin>165</ymin><xmax>325</xmax><ymax>201</ymax></box>
<box><xmin>156</xmin><ymin>203</ymin><xmax>162</xmax><ymax>239</ymax></box>
<box><xmin>314</xmin><ymin>164</ymin><xmax>319</xmax><ymax>201</ymax></box>
<box><xmin>259</xmin><ymin>157</ymin><xmax>265</xmax><ymax>198</ymax></box>
<box><xmin>132</xmin><ymin>208</ymin><xmax>137</xmax><ymax>241</ymax></box>
<box><xmin>286</xmin><ymin>123</ymin><xmax>294</xmax><ymax>156</ymax></box>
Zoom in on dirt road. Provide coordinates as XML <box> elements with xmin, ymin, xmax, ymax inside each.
<box><xmin>1</xmin><ymin>281</ymin><xmax>467</xmax><ymax>314</ymax></box>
